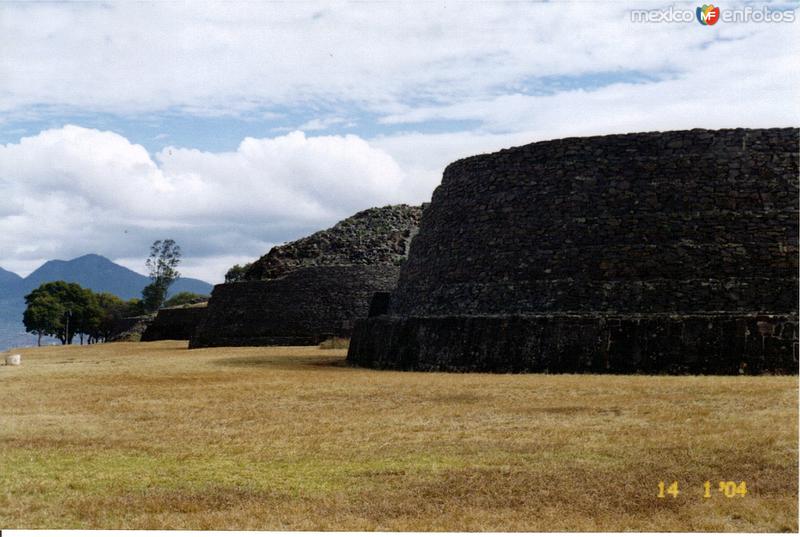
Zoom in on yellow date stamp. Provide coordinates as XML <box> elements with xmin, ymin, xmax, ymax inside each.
<box><xmin>657</xmin><ymin>481</ymin><xmax>747</xmax><ymax>498</ymax></box>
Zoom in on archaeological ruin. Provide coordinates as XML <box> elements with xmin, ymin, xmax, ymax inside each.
<box><xmin>190</xmin><ymin>204</ymin><xmax>422</xmax><ymax>348</ymax></box>
<box><xmin>347</xmin><ymin>128</ymin><xmax>799</xmax><ymax>374</ymax></box>
<box><xmin>141</xmin><ymin>304</ymin><xmax>208</xmax><ymax>342</ymax></box>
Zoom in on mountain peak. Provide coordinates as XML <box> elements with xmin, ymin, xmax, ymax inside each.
<box><xmin>40</xmin><ymin>253</ymin><xmax>113</xmax><ymax>266</ymax></box>
<box><xmin>74</xmin><ymin>253</ymin><xmax>110</xmax><ymax>262</ymax></box>
<box><xmin>18</xmin><ymin>253</ymin><xmax>212</xmax><ymax>300</ymax></box>
<box><xmin>0</xmin><ymin>266</ymin><xmax>22</xmax><ymax>285</ymax></box>
<box><xmin>0</xmin><ymin>253</ymin><xmax>213</xmax><ymax>351</ymax></box>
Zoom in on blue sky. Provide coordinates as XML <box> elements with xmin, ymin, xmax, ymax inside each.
<box><xmin>0</xmin><ymin>68</ymin><xmax>666</xmax><ymax>155</ymax></box>
<box><xmin>0</xmin><ymin>1</ymin><xmax>797</xmax><ymax>282</ymax></box>
<box><xmin>0</xmin><ymin>108</ymin><xmax>487</xmax><ymax>155</ymax></box>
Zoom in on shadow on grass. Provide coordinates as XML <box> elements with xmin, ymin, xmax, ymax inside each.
<box><xmin>208</xmin><ymin>354</ymin><xmax>348</xmax><ymax>370</ymax></box>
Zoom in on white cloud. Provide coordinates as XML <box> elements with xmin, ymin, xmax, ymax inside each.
<box><xmin>0</xmin><ymin>1</ymin><xmax>797</xmax><ymax>284</ymax></box>
<box><xmin>2</xmin><ymin>2</ymin><xmax>795</xmax><ymax>120</ymax></box>
<box><xmin>368</xmin><ymin>15</ymin><xmax>799</xmax><ymax>192</ymax></box>
<box><xmin>0</xmin><ymin>126</ymin><xmax>426</xmax><ymax>283</ymax></box>
<box><xmin>297</xmin><ymin>117</ymin><xmax>349</xmax><ymax>131</ymax></box>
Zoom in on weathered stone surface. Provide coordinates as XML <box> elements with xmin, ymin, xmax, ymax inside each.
<box><xmin>108</xmin><ymin>314</ymin><xmax>154</xmax><ymax>342</ymax></box>
<box><xmin>191</xmin><ymin>204</ymin><xmax>422</xmax><ymax>348</ymax></box>
<box><xmin>244</xmin><ymin>204</ymin><xmax>422</xmax><ymax>280</ymax></box>
<box><xmin>348</xmin><ymin>128</ymin><xmax>800</xmax><ymax>374</ymax></box>
<box><xmin>141</xmin><ymin>304</ymin><xmax>207</xmax><ymax>342</ymax></box>
<box><xmin>349</xmin><ymin>314</ymin><xmax>798</xmax><ymax>374</ymax></box>
<box><xmin>190</xmin><ymin>265</ymin><xmax>400</xmax><ymax>348</ymax></box>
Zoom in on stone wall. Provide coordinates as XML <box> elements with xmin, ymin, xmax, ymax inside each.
<box><xmin>190</xmin><ymin>265</ymin><xmax>400</xmax><ymax>348</ymax></box>
<box><xmin>244</xmin><ymin>204</ymin><xmax>422</xmax><ymax>280</ymax></box>
<box><xmin>141</xmin><ymin>305</ymin><xmax>207</xmax><ymax>342</ymax></box>
<box><xmin>192</xmin><ymin>204</ymin><xmax>421</xmax><ymax>348</ymax></box>
<box><xmin>348</xmin><ymin>128</ymin><xmax>799</xmax><ymax>374</ymax></box>
<box><xmin>349</xmin><ymin>314</ymin><xmax>797</xmax><ymax>374</ymax></box>
<box><xmin>108</xmin><ymin>314</ymin><xmax>154</xmax><ymax>342</ymax></box>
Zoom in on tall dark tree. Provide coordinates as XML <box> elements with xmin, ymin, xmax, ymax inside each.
<box><xmin>142</xmin><ymin>239</ymin><xmax>182</xmax><ymax>312</ymax></box>
<box><xmin>88</xmin><ymin>292</ymin><xmax>126</xmax><ymax>342</ymax></box>
<box><xmin>74</xmin><ymin>287</ymin><xmax>102</xmax><ymax>344</ymax></box>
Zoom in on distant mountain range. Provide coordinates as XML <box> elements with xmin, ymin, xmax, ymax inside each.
<box><xmin>0</xmin><ymin>254</ymin><xmax>213</xmax><ymax>351</ymax></box>
<box><xmin>0</xmin><ymin>267</ymin><xmax>22</xmax><ymax>286</ymax></box>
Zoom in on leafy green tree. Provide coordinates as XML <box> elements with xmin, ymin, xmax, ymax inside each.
<box><xmin>142</xmin><ymin>239</ymin><xmax>182</xmax><ymax>312</ymax></box>
<box><xmin>124</xmin><ymin>298</ymin><xmax>145</xmax><ymax>317</ymax></box>
<box><xmin>163</xmin><ymin>291</ymin><xmax>208</xmax><ymax>308</ymax></box>
<box><xmin>224</xmin><ymin>262</ymin><xmax>252</xmax><ymax>283</ymax></box>
<box><xmin>90</xmin><ymin>292</ymin><xmax>127</xmax><ymax>342</ymax></box>
<box><xmin>22</xmin><ymin>293</ymin><xmax>65</xmax><ymax>346</ymax></box>
<box><xmin>75</xmin><ymin>287</ymin><xmax>103</xmax><ymax>344</ymax></box>
<box><xmin>24</xmin><ymin>281</ymin><xmax>89</xmax><ymax>344</ymax></box>
<box><xmin>141</xmin><ymin>283</ymin><xmax>164</xmax><ymax>314</ymax></box>
<box><xmin>23</xmin><ymin>282</ymin><xmax>134</xmax><ymax>344</ymax></box>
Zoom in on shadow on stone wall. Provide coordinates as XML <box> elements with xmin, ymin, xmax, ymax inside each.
<box><xmin>348</xmin><ymin>128</ymin><xmax>800</xmax><ymax>374</ymax></box>
<box><xmin>141</xmin><ymin>305</ymin><xmax>207</xmax><ymax>342</ymax></box>
<box><xmin>190</xmin><ymin>265</ymin><xmax>400</xmax><ymax>348</ymax></box>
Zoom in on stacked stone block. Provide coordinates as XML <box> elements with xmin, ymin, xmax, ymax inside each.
<box><xmin>141</xmin><ymin>305</ymin><xmax>207</xmax><ymax>342</ymax></box>
<box><xmin>348</xmin><ymin>128</ymin><xmax>799</xmax><ymax>374</ymax></box>
<box><xmin>190</xmin><ymin>204</ymin><xmax>421</xmax><ymax>348</ymax></box>
<box><xmin>190</xmin><ymin>266</ymin><xmax>399</xmax><ymax>347</ymax></box>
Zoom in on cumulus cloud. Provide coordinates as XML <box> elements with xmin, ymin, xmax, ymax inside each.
<box><xmin>0</xmin><ymin>2</ymin><xmax>797</xmax><ymax>283</ymax></box>
<box><xmin>0</xmin><ymin>126</ymin><xmax>424</xmax><ymax>282</ymax></box>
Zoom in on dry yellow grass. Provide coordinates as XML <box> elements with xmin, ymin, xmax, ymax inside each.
<box><xmin>318</xmin><ymin>337</ymin><xmax>350</xmax><ymax>349</ymax></box>
<box><xmin>0</xmin><ymin>341</ymin><xmax>796</xmax><ymax>531</ymax></box>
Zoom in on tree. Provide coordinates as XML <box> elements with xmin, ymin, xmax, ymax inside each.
<box><xmin>224</xmin><ymin>262</ymin><xmax>252</xmax><ymax>283</ymax></box>
<box><xmin>74</xmin><ymin>287</ymin><xmax>103</xmax><ymax>345</ymax></box>
<box><xmin>141</xmin><ymin>282</ymin><xmax>166</xmax><ymax>314</ymax></box>
<box><xmin>89</xmin><ymin>292</ymin><xmax>127</xmax><ymax>342</ymax></box>
<box><xmin>23</xmin><ymin>282</ymin><xmax>132</xmax><ymax>345</ymax></box>
<box><xmin>22</xmin><ymin>293</ymin><xmax>64</xmax><ymax>346</ymax></box>
<box><xmin>124</xmin><ymin>298</ymin><xmax>145</xmax><ymax>317</ymax></box>
<box><xmin>23</xmin><ymin>281</ymin><xmax>91</xmax><ymax>344</ymax></box>
<box><xmin>163</xmin><ymin>291</ymin><xmax>208</xmax><ymax>308</ymax></box>
<box><xmin>142</xmin><ymin>239</ymin><xmax>182</xmax><ymax>312</ymax></box>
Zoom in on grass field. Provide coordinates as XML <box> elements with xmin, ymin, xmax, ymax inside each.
<box><xmin>0</xmin><ymin>341</ymin><xmax>796</xmax><ymax>531</ymax></box>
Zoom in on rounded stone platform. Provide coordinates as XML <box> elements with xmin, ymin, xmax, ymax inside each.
<box><xmin>190</xmin><ymin>265</ymin><xmax>400</xmax><ymax>348</ymax></box>
<box><xmin>141</xmin><ymin>305</ymin><xmax>207</xmax><ymax>342</ymax></box>
<box><xmin>347</xmin><ymin>128</ymin><xmax>799</xmax><ymax>374</ymax></box>
<box><xmin>348</xmin><ymin>314</ymin><xmax>797</xmax><ymax>374</ymax></box>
